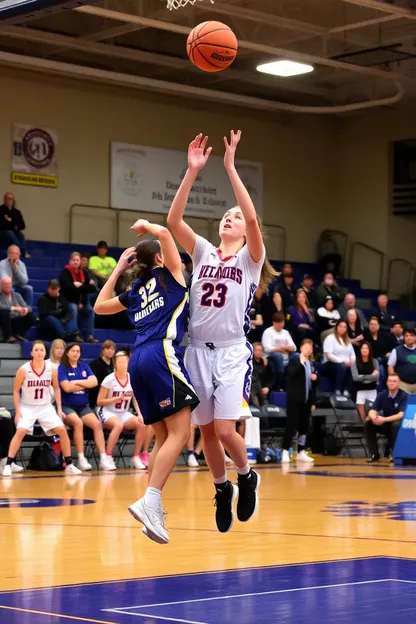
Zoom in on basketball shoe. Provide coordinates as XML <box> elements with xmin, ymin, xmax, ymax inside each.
<box><xmin>214</xmin><ymin>481</ymin><xmax>238</xmax><ymax>533</ymax></box>
<box><xmin>237</xmin><ymin>469</ymin><xmax>261</xmax><ymax>522</ymax></box>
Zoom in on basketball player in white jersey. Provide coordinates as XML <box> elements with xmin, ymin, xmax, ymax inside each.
<box><xmin>2</xmin><ymin>340</ymin><xmax>81</xmax><ymax>477</ymax></box>
<box><xmin>168</xmin><ymin>131</ymin><xmax>276</xmax><ymax>533</ymax></box>
<box><xmin>97</xmin><ymin>350</ymin><xmax>146</xmax><ymax>470</ymax></box>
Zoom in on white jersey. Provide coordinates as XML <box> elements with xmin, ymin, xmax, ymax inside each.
<box><xmin>100</xmin><ymin>373</ymin><xmax>133</xmax><ymax>414</ymax></box>
<box><xmin>189</xmin><ymin>235</ymin><xmax>265</xmax><ymax>346</ymax></box>
<box><xmin>20</xmin><ymin>361</ymin><xmax>53</xmax><ymax>406</ymax></box>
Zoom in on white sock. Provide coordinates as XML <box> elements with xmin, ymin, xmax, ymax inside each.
<box><xmin>213</xmin><ymin>474</ymin><xmax>227</xmax><ymax>485</ymax></box>
<box><xmin>237</xmin><ymin>464</ymin><xmax>250</xmax><ymax>476</ymax></box>
<box><xmin>100</xmin><ymin>453</ymin><xmax>107</xmax><ymax>461</ymax></box>
<box><xmin>144</xmin><ymin>486</ymin><xmax>162</xmax><ymax>508</ymax></box>
<box><xmin>78</xmin><ymin>452</ymin><xmax>85</xmax><ymax>460</ymax></box>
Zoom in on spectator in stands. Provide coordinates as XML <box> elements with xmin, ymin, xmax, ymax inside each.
<box><xmin>47</xmin><ymin>338</ymin><xmax>66</xmax><ymax>368</ymax></box>
<box><xmin>281</xmin><ymin>339</ymin><xmax>317</xmax><ymax>464</ymax></box>
<box><xmin>248</xmin><ymin>296</ymin><xmax>264</xmax><ymax>343</ymax></box>
<box><xmin>317</xmin><ymin>230</ymin><xmax>341</xmax><ymax>277</ymax></box>
<box><xmin>372</xmin><ymin>293</ymin><xmax>395</xmax><ymax>333</ymax></box>
<box><xmin>182</xmin><ymin>254</ymin><xmax>193</xmax><ymax>288</ymax></box>
<box><xmin>58</xmin><ymin>343</ymin><xmax>113</xmax><ymax>471</ymax></box>
<box><xmin>250</xmin><ymin>342</ymin><xmax>275</xmax><ymax>407</ymax></box>
<box><xmin>262</xmin><ymin>311</ymin><xmax>296</xmax><ymax>388</ymax></box>
<box><xmin>59</xmin><ymin>252</ymin><xmax>99</xmax><ymax>343</ymax></box>
<box><xmin>38</xmin><ymin>279</ymin><xmax>79</xmax><ymax>342</ymax></box>
<box><xmin>0</xmin><ymin>193</ymin><xmax>28</xmax><ymax>257</ymax></box>
<box><xmin>88</xmin><ymin>241</ymin><xmax>117</xmax><ymax>290</ymax></box>
<box><xmin>322</xmin><ymin>320</ymin><xmax>356</xmax><ymax>397</ymax></box>
<box><xmin>364</xmin><ymin>317</ymin><xmax>394</xmax><ymax>382</ymax></box>
<box><xmin>271</xmin><ymin>289</ymin><xmax>284</xmax><ymax>315</ymax></box>
<box><xmin>346</xmin><ymin>308</ymin><xmax>364</xmax><ymax>352</ymax></box>
<box><xmin>277</xmin><ymin>271</ymin><xmax>297</xmax><ymax>312</ymax></box>
<box><xmin>387</xmin><ymin>328</ymin><xmax>416</xmax><ymax>394</ymax></box>
<box><xmin>316</xmin><ymin>272</ymin><xmax>343</xmax><ymax>308</ymax></box>
<box><xmin>316</xmin><ymin>296</ymin><xmax>340</xmax><ymax>343</ymax></box>
<box><xmin>338</xmin><ymin>293</ymin><xmax>368</xmax><ymax>329</ymax></box>
<box><xmin>365</xmin><ymin>373</ymin><xmax>407</xmax><ymax>462</ymax></box>
<box><xmin>287</xmin><ymin>289</ymin><xmax>315</xmax><ymax>347</ymax></box>
<box><xmin>301</xmin><ymin>274</ymin><xmax>317</xmax><ymax>310</ymax></box>
<box><xmin>80</xmin><ymin>253</ymin><xmax>89</xmax><ymax>271</ymax></box>
<box><xmin>0</xmin><ymin>245</ymin><xmax>33</xmax><ymax>307</ymax></box>
<box><xmin>0</xmin><ymin>276</ymin><xmax>35</xmax><ymax>342</ymax></box>
<box><xmin>352</xmin><ymin>342</ymin><xmax>379</xmax><ymax>422</ymax></box>
<box><xmin>391</xmin><ymin>320</ymin><xmax>405</xmax><ymax>347</ymax></box>
<box><xmin>89</xmin><ymin>340</ymin><xmax>116</xmax><ymax>408</ymax></box>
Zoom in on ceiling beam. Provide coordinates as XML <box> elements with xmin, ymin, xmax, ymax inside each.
<box><xmin>342</xmin><ymin>0</ymin><xmax>416</xmax><ymax>21</ymax></box>
<box><xmin>82</xmin><ymin>23</ymin><xmax>145</xmax><ymax>42</ymax></box>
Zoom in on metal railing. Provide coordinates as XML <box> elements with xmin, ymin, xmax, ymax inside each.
<box><xmin>348</xmin><ymin>242</ymin><xmax>385</xmax><ymax>290</ymax></box>
<box><xmin>69</xmin><ymin>203</ymin><xmax>286</xmax><ymax>259</ymax></box>
<box><xmin>387</xmin><ymin>258</ymin><xmax>415</xmax><ymax>300</ymax></box>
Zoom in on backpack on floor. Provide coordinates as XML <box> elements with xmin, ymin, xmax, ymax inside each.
<box><xmin>28</xmin><ymin>441</ymin><xmax>64</xmax><ymax>471</ymax></box>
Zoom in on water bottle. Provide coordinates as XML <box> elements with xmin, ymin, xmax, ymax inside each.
<box><xmin>288</xmin><ymin>447</ymin><xmax>293</xmax><ymax>459</ymax></box>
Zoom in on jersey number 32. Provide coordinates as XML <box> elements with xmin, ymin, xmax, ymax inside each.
<box><xmin>200</xmin><ymin>283</ymin><xmax>228</xmax><ymax>308</ymax></box>
<box><xmin>139</xmin><ymin>278</ymin><xmax>159</xmax><ymax>309</ymax></box>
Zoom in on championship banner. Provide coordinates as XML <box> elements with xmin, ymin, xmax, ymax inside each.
<box><xmin>11</xmin><ymin>124</ymin><xmax>58</xmax><ymax>188</ymax></box>
<box><xmin>394</xmin><ymin>394</ymin><xmax>416</xmax><ymax>465</ymax></box>
<box><xmin>110</xmin><ymin>142</ymin><xmax>263</xmax><ymax>219</ymax></box>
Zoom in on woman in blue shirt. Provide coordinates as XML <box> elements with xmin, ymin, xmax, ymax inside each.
<box><xmin>58</xmin><ymin>343</ymin><xmax>114</xmax><ymax>472</ymax></box>
<box><xmin>287</xmin><ymin>289</ymin><xmax>315</xmax><ymax>348</ymax></box>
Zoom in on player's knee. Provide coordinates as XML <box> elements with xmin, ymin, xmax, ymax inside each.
<box><xmin>214</xmin><ymin>421</ymin><xmax>237</xmax><ymax>446</ymax></box>
<box><xmin>16</xmin><ymin>428</ymin><xmax>28</xmax><ymax>439</ymax></box>
<box><xmin>54</xmin><ymin>426</ymin><xmax>68</xmax><ymax>439</ymax></box>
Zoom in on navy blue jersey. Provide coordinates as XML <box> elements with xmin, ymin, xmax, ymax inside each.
<box><xmin>119</xmin><ymin>267</ymin><xmax>188</xmax><ymax>348</ymax></box>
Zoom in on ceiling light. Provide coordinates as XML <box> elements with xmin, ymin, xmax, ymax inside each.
<box><xmin>256</xmin><ymin>60</ymin><xmax>314</xmax><ymax>77</ymax></box>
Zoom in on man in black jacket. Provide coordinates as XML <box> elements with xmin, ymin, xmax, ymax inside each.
<box><xmin>281</xmin><ymin>339</ymin><xmax>317</xmax><ymax>464</ymax></box>
<box><xmin>0</xmin><ymin>192</ymin><xmax>28</xmax><ymax>257</ymax></box>
<box><xmin>38</xmin><ymin>279</ymin><xmax>80</xmax><ymax>341</ymax></box>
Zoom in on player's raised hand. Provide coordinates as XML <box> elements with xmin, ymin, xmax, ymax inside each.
<box><xmin>188</xmin><ymin>134</ymin><xmax>212</xmax><ymax>171</ymax></box>
<box><xmin>131</xmin><ymin>219</ymin><xmax>150</xmax><ymax>237</ymax></box>
<box><xmin>223</xmin><ymin>130</ymin><xmax>242</xmax><ymax>170</ymax></box>
<box><xmin>115</xmin><ymin>247</ymin><xmax>137</xmax><ymax>273</ymax></box>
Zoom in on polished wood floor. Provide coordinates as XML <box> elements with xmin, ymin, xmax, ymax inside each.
<box><xmin>1</xmin><ymin>457</ymin><xmax>416</xmax><ymax>593</ymax></box>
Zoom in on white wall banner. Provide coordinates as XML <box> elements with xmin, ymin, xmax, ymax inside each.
<box><xmin>110</xmin><ymin>142</ymin><xmax>263</xmax><ymax>219</ymax></box>
<box><xmin>11</xmin><ymin>123</ymin><xmax>58</xmax><ymax>188</ymax></box>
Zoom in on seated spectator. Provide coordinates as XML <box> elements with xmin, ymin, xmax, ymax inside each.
<box><xmin>391</xmin><ymin>320</ymin><xmax>404</xmax><ymax>347</ymax></box>
<box><xmin>372</xmin><ymin>293</ymin><xmax>396</xmax><ymax>333</ymax></box>
<box><xmin>248</xmin><ymin>296</ymin><xmax>264</xmax><ymax>343</ymax></box>
<box><xmin>0</xmin><ymin>276</ymin><xmax>35</xmax><ymax>342</ymax></box>
<box><xmin>58</xmin><ymin>342</ymin><xmax>113</xmax><ymax>471</ymax></box>
<box><xmin>261</xmin><ymin>311</ymin><xmax>296</xmax><ymax>387</ymax></box>
<box><xmin>0</xmin><ymin>192</ymin><xmax>28</xmax><ymax>257</ymax></box>
<box><xmin>277</xmin><ymin>272</ymin><xmax>297</xmax><ymax>312</ymax></box>
<box><xmin>365</xmin><ymin>373</ymin><xmax>407</xmax><ymax>462</ymax></box>
<box><xmin>322</xmin><ymin>320</ymin><xmax>355</xmax><ymax>397</ymax></box>
<box><xmin>352</xmin><ymin>341</ymin><xmax>379</xmax><ymax>422</ymax></box>
<box><xmin>89</xmin><ymin>340</ymin><xmax>116</xmax><ymax>408</ymax></box>
<box><xmin>97</xmin><ymin>349</ymin><xmax>146</xmax><ymax>470</ymax></box>
<box><xmin>59</xmin><ymin>252</ymin><xmax>99</xmax><ymax>343</ymax></box>
<box><xmin>278</xmin><ymin>263</ymin><xmax>292</xmax><ymax>280</ymax></box>
<box><xmin>182</xmin><ymin>255</ymin><xmax>193</xmax><ymax>288</ymax></box>
<box><xmin>316</xmin><ymin>272</ymin><xmax>343</xmax><ymax>308</ymax></box>
<box><xmin>271</xmin><ymin>289</ymin><xmax>284</xmax><ymax>316</ymax></box>
<box><xmin>88</xmin><ymin>241</ymin><xmax>117</xmax><ymax>290</ymax></box>
<box><xmin>47</xmin><ymin>338</ymin><xmax>66</xmax><ymax>369</ymax></box>
<box><xmin>301</xmin><ymin>274</ymin><xmax>317</xmax><ymax>310</ymax></box>
<box><xmin>0</xmin><ymin>245</ymin><xmax>33</xmax><ymax>307</ymax></box>
<box><xmin>250</xmin><ymin>342</ymin><xmax>275</xmax><ymax>407</ymax></box>
<box><xmin>317</xmin><ymin>230</ymin><xmax>341</xmax><ymax>277</ymax></box>
<box><xmin>338</xmin><ymin>293</ymin><xmax>368</xmax><ymax>330</ymax></box>
<box><xmin>282</xmin><ymin>339</ymin><xmax>317</xmax><ymax>464</ymax></box>
<box><xmin>287</xmin><ymin>288</ymin><xmax>315</xmax><ymax>347</ymax></box>
<box><xmin>387</xmin><ymin>328</ymin><xmax>416</xmax><ymax>394</ymax></box>
<box><xmin>346</xmin><ymin>308</ymin><xmax>364</xmax><ymax>352</ymax></box>
<box><xmin>80</xmin><ymin>253</ymin><xmax>90</xmax><ymax>271</ymax></box>
<box><xmin>38</xmin><ymin>279</ymin><xmax>80</xmax><ymax>342</ymax></box>
<box><xmin>364</xmin><ymin>317</ymin><xmax>394</xmax><ymax>382</ymax></box>
<box><xmin>316</xmin><ymin>296</ymin><xmax>340</xmax><ymax>343</ymax></box>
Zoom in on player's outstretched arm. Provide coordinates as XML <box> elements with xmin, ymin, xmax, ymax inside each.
<box><xmin>224</xmin><ymin>130</ymin><xmax>264</xmax><ymax>263</ymax></box>
<box><xmin>94</xmin><ymin>247</ymin><xmax>137</xmax><ymax>315</ymax></box>
<box><xmin>167</xmin><ymin>133</ymin><xmax>212</xmax><ymax>255</ymax></box>
<box><xmin>131</xmin><ymin>220</ymin><xmax>185</xmax><ymax>286</ymax></box>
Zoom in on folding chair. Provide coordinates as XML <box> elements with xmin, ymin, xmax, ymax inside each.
<box><xmin>329</xmin><ymin>394</ymin><xmax>368</xmax><ymax>458</ymax></box>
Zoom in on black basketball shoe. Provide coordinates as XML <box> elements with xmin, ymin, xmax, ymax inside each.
<box><xmin>214</xmin><ymin>481</ymin><xmax>238</xmax><ymax>533</ymax></box>
<box><xmin>237</xmin><ymin>469</ymin><xmax>261</xmax><ymax>522</ymax></box>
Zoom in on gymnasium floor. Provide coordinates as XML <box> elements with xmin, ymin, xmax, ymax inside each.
<box><xmin>1</xmin><ymin>458</ymin><xmax>416</xmax><ymax>623</ymax></box>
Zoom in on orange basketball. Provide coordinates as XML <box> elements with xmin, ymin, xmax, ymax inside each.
<box><xmin>186</xmin><ymin>21</ymin><xmax>238</xmax><ymax>73</ymax></box>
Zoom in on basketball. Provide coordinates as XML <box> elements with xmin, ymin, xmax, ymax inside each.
<box><xmin>186</xmin><ymin>21</ymin><xmax>238</xmax><ymax>73</ymax></box>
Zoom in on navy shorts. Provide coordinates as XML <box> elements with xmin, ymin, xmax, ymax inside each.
<box><xmin>129</xmin><ymin>340</ymin><xmax>199</xmax><ymax>425</ymax></box>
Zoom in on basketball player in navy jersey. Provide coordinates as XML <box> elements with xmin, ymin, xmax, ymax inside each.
<box><xmin>167</xmin><ymin>131</ymin><xmax>276</xmax><ymax>533</ymax></box>
<box><xmin>94</xmin><ymin>220</ymin><xmax>199</xmax><ymax>544</ymax></box>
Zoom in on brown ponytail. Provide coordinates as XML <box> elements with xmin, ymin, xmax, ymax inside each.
<box><xmin>123</xmin><ymin>239</ymin><xmax>162</xmax><ymax>290</ymax></box>
<box><xmin>256</xmin><ymin>215</ymin><xmax>279</xmax><ymax>291</ymax></box>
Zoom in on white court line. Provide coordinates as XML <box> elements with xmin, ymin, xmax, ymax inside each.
<box><xmin>108</xmin><ymin>612</ymin><xmax>207</xmax><ymax>624</ymax></box>
<box><xmin>103</xmin><ymin>578</ymin><xmax>395</xmax><ymax>612</ymax></box>
<box><xmin>393</xmin><ymin>579</ymin><xmax>416</xmax><ymax>584</ymax></box>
